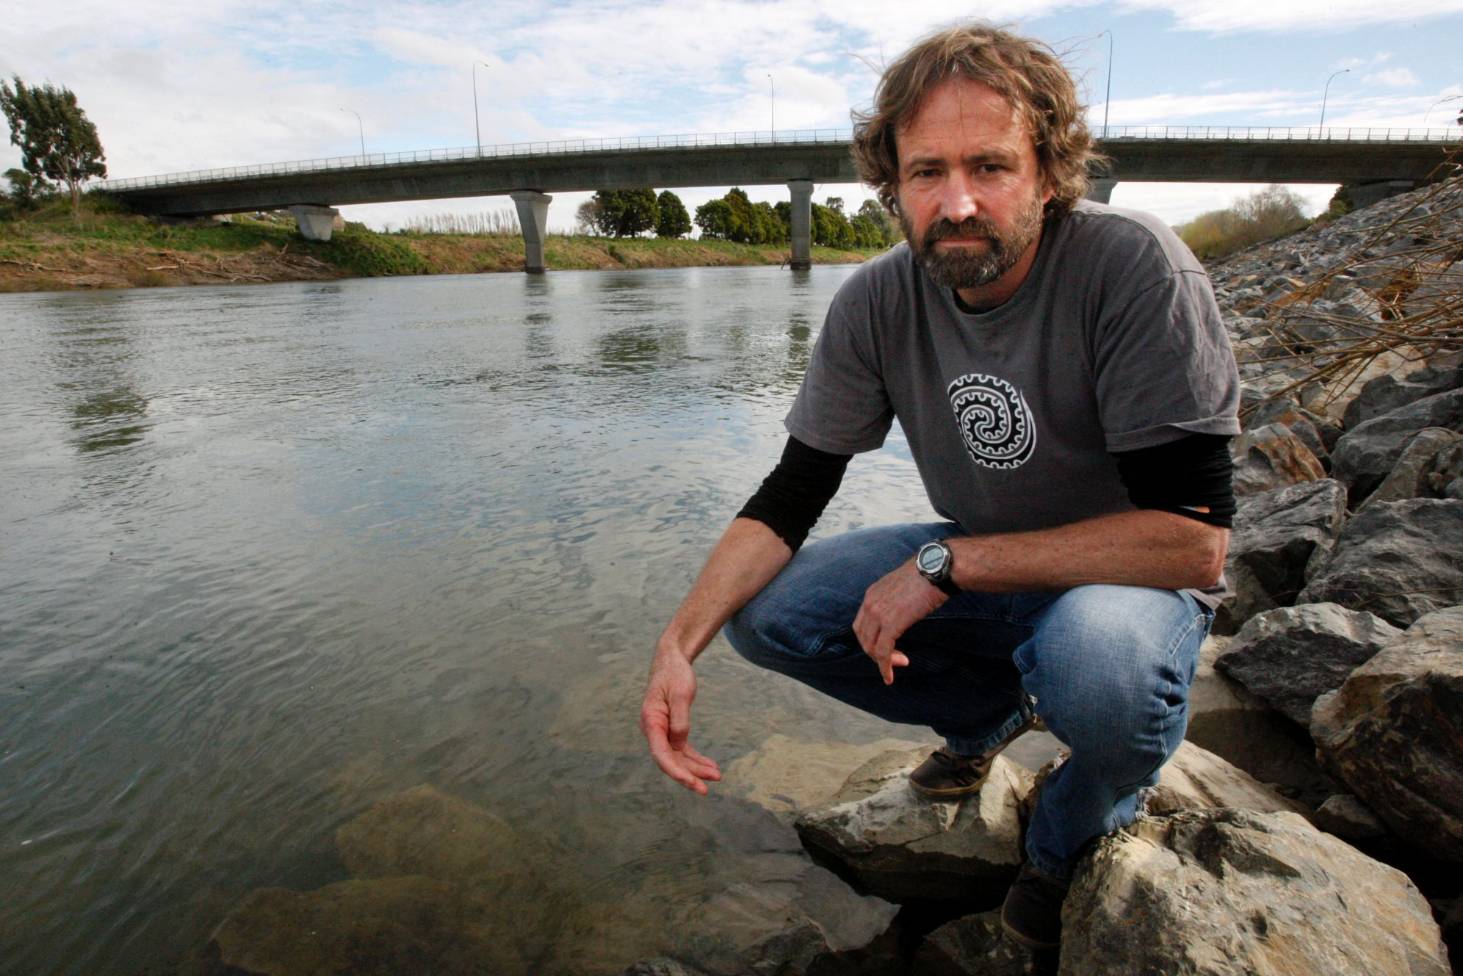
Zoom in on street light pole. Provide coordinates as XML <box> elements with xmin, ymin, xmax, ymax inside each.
<box><xmin>767</xmin><ymin>73</ymin><xmax>775</xmax><ymax>141</ymax></box>
<box><xmin>340</xmin><ymin>107</ymin><xmax>365</xmax><ymax>157</ymax></box>
<box><xmin>473</xmin><ymin>61</ymin><xmax>491</xmax><ymax>154</ymax></box>
<box><xmin>1099</xmin><ymin>30</ymin><xmax>1113</xmax><ymax>139</ymax></box>
<box><xmin>1320</xmin><ymin>68</ymin><xmax>1349</xmax><ymax>129</ymax></box>
<box><xmin>1423</xmin><ymin>93</ymin><xmax>1462</xmax><ymax>125</ymax></box>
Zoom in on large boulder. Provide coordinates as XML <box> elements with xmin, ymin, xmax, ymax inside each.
<box><xmin>1060</xmin><ymin>809</ymin><xmax>1450</xmax><ymax>975</ymax></box>
<box><xmin>793</xmin><ymin>749</ymin><xmax>1031</xmax><ymax>902</ymax></box>
<box><xmin>1359</xmin><ymin>427</ymin><xmax>1463</xmax><ymax>509</ymax></box>
<box><xmin>1246</xmin><ymin>398</ymin><xmax>1342</xmax><ymax>459</ymax></box>
<box><xmin>1330</xmin><ymin>387</ymin><xmax>1463</xmax><ymax>505</ymax></box>
<box><xmin>1230</xmin><ymin>423</ymin><xmax>1326</xmax><ymax>496</ymax></box>
<box><xmin>1342</xmin><ymin>355</ymin><xmax>1463</xmax><ymax>430</ymax></box>
<box><xmin>1141</xmin><ymin>740</ymin><xmax>1311</xmax><ymax>818</ymax></box>
<box><xmin>1185</xmin><ymin>636</ymin><xmax>1337</xmax><ymax>806</ymax></box>
<box><xmin>1216</xmin><ymin>603</ymin><xmax>1401</xmax><ymax>727</ymax></box>
<box><xmin>722</xmin><ymin>734</ymin><xmax>927</xmax><ymax>818</ymax></box>
<box><xmin>1310</xmin><ymin>606</ymin><xmax>1463</xmax><ymax>864</ymax></box>
<box><xmin>1298</xmin><ymin>498</ymin><xmax>1463</xmax><ymax>627</ymax></box>
<box><xmin>1216</xmin><ymin>478</ymin><xmax>1348</xmax><ymax>634</ymax></box>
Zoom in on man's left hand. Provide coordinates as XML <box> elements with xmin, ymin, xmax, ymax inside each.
<box><xmin>853</xmin><ymin>559</ymin><xmax>948</xmax><ymax>685</ymax></box>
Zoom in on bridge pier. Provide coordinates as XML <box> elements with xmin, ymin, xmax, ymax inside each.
<box><xmin>787</xmin><ymin>179</ymin><xmax>813</xmax><ymax>270</ymax></box>
<box><xmin>290</xmin><ymin>204</ymin><xmax>341</xmax><ymax>241</ymax></box>
<box><xmin>1086</xmin><ymin>179</ymin><xmax>1117</xmax><ymax>204</ymax></box>
<box><xmin>510</xmin><ymin>190</ymin><xmax>552</xmax><ymax>273</ymax></box>
<box><xmin>1345</xmin><ymin>179</ymin><xmax>1415</xmax><ymax>210</ymax></box>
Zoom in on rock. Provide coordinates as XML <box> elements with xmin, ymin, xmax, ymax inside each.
<box><xmin>1060</xmin><ymin>809</ymin><xmax>1450</xmax><ymax>975</ymax></box>
<box><xmin>210</xmin><ymin>877</ymin><xmax>545</xmax><ymax>976</ymax></box>
<box><xmin>1216</xmin><ymin>478</ymin><xmax>1348</xmax><ymax>634</ymax></box>
<box><xmin>1298</xmin><ymin>499</ymin><xmax>1463</xmax><ymax>627</ymax></box>
<box><xmin>1185</xmin><ymin>636</ymin><xmax>1337</xmax><ymax>806</ymax></box>
<box><xmin>1314</xmin><ymin>794</ymin><xmax>1388</xmax><ymax>843</ymax></box>
<box><xmin>722</xmin><ymin>734</ymin><xmax>927</xmax><ymax>817</ymax></box>
<box><xmin>335</xmin><ymin>784</ymin><xmax>553</xmax><ymax>885</ymax></box>
<box><xmin>1359</xmin><ymin>427</ymin><xmax>1463</xmax><ymax>509</ymax></box>
<box><xmin>793</xmin><ymin>750</ymin><xmax>1031</xmax><ymax>902</ymax></box>
<box><xmin>621</xmin><ymin>959</ymin><xmax>708</xmax><ymax>976</ymax></box>
<box><xmin>1310</xmin><ymin>606</ymin><xmax>1463</xmax><ymax>864</ymax></box>
<box><xmin>912</xmin><ymin>911</ymin><xmax>1027</xmax><ymax>976</ymax></box>
<box><xmin>1247</xmin><ymin>398</ymin><xmax>1342</xmax><ymax>456</ymax></box>
<box><xmin>1216</xmin><ymin>604</ymin><xmax>1401</xmax><ymax>727</ymax></box>
<box><xmin>671</xmin><ymin>864</ymin><xmax>898</xmax><ymax>976</ymax></box>
<box><xmin>1342</xmin><ymin>355</ymin><xmax>1463</xmax><ymax>430</ymax></box>
<box><xmin>1330</xmin><ymin>388</ymin><xmax>1463</xmax><ymax>505</ymax></box>
<box><xmin>1141</xmin><ymin>740</ymin><xmax>1311</xmax><ymax>818</ymax></box>
<box><xmin>1231</xmin><ymin>422</ymin><xmax>1326</xmax><ymax>495</ymax></box>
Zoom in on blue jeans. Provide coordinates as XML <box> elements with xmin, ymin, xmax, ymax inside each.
<box><xmin>724</xmin><ymin>521</ymin><xmax>1211</xmax><ymax>881</ymax></box>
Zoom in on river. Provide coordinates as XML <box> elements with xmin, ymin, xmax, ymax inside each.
<box><xmin>0</xmin><ymin>266</ymin><xmax>948</xmax><ymax>974</ymax></box>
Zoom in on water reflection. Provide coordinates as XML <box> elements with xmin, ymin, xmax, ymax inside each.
<box><xmin>0</xmin><ymin>263</ymin><xmax>939</xmax><ymax>976</ymax></box>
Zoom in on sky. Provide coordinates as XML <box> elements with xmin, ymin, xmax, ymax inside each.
<box><xmin>3</xmin><ymin>0</ymin><xmax>1461</xmax><ymax>233</ymax></box>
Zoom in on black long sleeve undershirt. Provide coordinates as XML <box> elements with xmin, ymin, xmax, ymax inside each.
<box><xmin>736</xmin><ymin>432</ymin><xmax>1235</xmax><ymax>554</ymax></box>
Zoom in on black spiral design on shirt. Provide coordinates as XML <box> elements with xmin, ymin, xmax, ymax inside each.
<box><xmin>947</xmin><ymin>373</ymin><xmax>1037</xmax><ymax>470</ymax></box>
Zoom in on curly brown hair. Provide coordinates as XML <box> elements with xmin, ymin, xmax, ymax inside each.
<box><xmin>851</xmin><ymin>24</ymin><xmax>1101</xmax><ymax>218</ymax></box>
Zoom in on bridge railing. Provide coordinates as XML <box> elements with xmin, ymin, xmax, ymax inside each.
<box><xmin>96</xmin><ymin>124</ymin><xmax>1460</xmax><ymax>192</ymax></box>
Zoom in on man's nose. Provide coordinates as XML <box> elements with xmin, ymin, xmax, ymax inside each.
<box><xmin>939</xmin><ymin>171</ymin><xmax>981</xmax><ymax>223</ymax></box>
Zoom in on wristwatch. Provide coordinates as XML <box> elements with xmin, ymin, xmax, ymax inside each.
<box><xmin>915</xmin><ymin>540</ymin><xmax>961</xmax><ymax>597</ymax></box>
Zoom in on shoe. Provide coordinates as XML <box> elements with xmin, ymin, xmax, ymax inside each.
<box><xmin>1000</xmin><ymin>862</ymin><xmax>1069</xmax><ymax>949</ymax></box>
<box><xmin>908</xmin><ymin>712</ymin><xmax>1039</xmax><ymax>798</ymax></box>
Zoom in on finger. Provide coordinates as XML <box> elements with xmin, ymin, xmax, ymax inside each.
<box><xmin>877</xmin><ymin>635</ymin><xmax>896</xmax><ymax>685</ymax></box>
<box><xmin>891</xmin><ymin>650</ymin><xmax>910</xmax><ymax>670</ymax></box>
<box><xmin>667</xmin><ymin>692</ymin><xmax>692</xmax><ymax>749</ymax></box>
<box><xmin>647</xmin><ymin>728</ymin><xmax>709</xmax><ymax>794</ymax></box>
<box><xmin>682</xmin><ymin>743</ymin><xmax>723</xmax><ymax>778</ymax></box>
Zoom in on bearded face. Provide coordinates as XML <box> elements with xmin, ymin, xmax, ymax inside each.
<box><xmin>900</xmin><ymin>188</ymin><xmax>1045</xmax><ymax>292</ymax></box>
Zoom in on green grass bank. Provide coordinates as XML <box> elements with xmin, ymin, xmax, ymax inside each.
<box><xmin>0</xmin><ymin>196</ymin><xmax>887</xmax><ymax>293</ymax></box>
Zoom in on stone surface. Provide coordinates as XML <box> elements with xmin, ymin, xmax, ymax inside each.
<box><xmin>1360</xmin><ymin>426</ymin><xmax>1463</xmax><ymax>509</ymax></box>
<box><xmin>1185</xmin><ymin>636</ymin><xmax>1337</xmax><ymax>806</ymax></box>
<box><xmin>1141</xmin><ymin>740</ymin><xmax>1311</xmax><ymax>818</ymax></box>
<box><xmin>1314</xmin><ymin>793</ymin><xmax>1388</xmax><ymax>843</ymax></box>
<box><xmin>621</xmin><ymin>959</ymin><xmax>708</xmax><ymax>976</ymax></box>
<box><xmin>1060</xmin><ymin>808</ymin><xmax>1450</xmax><ymax>976</ymax></box>
<box><xmin>1311</xmin><ymin>606</ymin><xmax>1463</xmax><ymax>864</ymax></box>
<box><xmin>1342</xmin><ymin>355</ymin><xmax>1463</xmax><ymax>430</ymax></box>
<box><xmin>1248</xmin><ymin>398</ymin><xmax>1342</xmax><ymax>458</ymax></box>
<box><xmin>1217</xmin><ymin>603</ymin><xmax>1402</xmax><ymax>727</ymax></box>
<box><xmin>722</xmin><ymin>734</ymin><xmax>927</xmax><ymax>817</ymax></box>
<box><xmin>1216</xmin><ymin>478</ymin><xmax>1348</xmax><ymax>634</ymax></box>
<box><xmin>794</xmin><ymin>749</ymin><xmax>1031</xmax><ymax>902</ymax></box>
<box><xmin>913</xmin><ymin>911</ymin><xmax>1027</xmax><ymax>976</ymax></box>
<box><xmin>1330</xmin><ymin>387</ymin><xmax>1463</xmax><ymax>505</ymax></box>
<box><xmin>1230</xmin><ymin>422</ymin><xmax>1327</xmax><ymax>496</ymax></box>
<box><xmin>1299</xmin><ymin>499</ymin><xmax>1463</xmax><ymax>627</ymax></box>
<box><xmin>211</xmin><ymin>877</ymin><xmax>545</xmax><ymax>976</ymax></box>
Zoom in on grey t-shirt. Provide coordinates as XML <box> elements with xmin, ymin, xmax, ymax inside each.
<box><xmin>786</xmin><ymin>199</ymin><xmax>1240</xmax><ymax>546</ymax></box>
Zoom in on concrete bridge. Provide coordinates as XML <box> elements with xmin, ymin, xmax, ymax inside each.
<box><xmin>99</xmin><ymin>125</ymin><xmax>1458</xmax><ymax>272</ymax></box>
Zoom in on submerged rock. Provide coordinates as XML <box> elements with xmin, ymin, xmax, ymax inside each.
<box><xmin>1060</xmin><ymin>809</ymin><xmax>1450</xmax><ymax>975</ymax></box>
<box><xmin>1310</xmin><ymin>606</ymin><xmax>1463</xmax><ymax>864</ymax></box>
<box><xmin>794</xmin><ymin>749</ymin><xmax>1030</xmax><ymax>902</ymax></box>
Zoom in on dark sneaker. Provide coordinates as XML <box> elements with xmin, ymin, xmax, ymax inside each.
<box><xmin>1000</xmin><ymin>862</ymin><xmax>1069</xmax><ymax>949</ymax></box>
<box><xmin>908</xmin><ymin>713</ymin><xmax>1039</xmax><ymax>798</ymax></box>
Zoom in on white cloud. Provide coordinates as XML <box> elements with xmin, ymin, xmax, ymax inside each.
<box><xmin>1118</xmin><ymin>0</ymin><xmax>1463</xmax><ymax>32</ymax></box>
<box><xmin>1362</xmin><ymin>68</ymin><xmax>1420</xmax><ymax>89</ymax></box>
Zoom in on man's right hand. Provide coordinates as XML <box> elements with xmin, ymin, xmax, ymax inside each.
<box><xmin>640</xmin><ymin>648</ymin><xmax>722</xmax><ymax>795</ymax></box>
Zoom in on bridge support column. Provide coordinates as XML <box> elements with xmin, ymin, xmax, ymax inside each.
<box><xmin>1345</xmin><ymin>180</ymin><xmax>1415</xmax><ymax>210</ymax></box>
<box><xmin>510</xmin><ymin>190</ymin><xmax>552</xmax><ymax>274</ymax></box>
<box><xmin>1086</xmin><ymin>179</ymin><xmax>1117</xmax><ymax>204</ymax></box>
<box><xmin>290</xmin><ymin>204</ymin><xmax>341</xmax><ymax>241</ymax></box>
<box><xmin>787</xmin><ymin>179</ymin><xmax>813</xmax><ymax>270</ymax></box>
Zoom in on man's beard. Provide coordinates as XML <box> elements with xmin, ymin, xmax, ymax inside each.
<box><xmin>902</xmin><ymin>194</ymin><xmax>1045</xmax><ymax>291</ymax></box>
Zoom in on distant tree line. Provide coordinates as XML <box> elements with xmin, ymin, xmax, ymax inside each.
<box><xmin>1176</xmin><ymin>185</ymin><xmax>1312</xmax><ymax>261</ymax></box>
<box><xmin>574</xmin><ymin>186</ymin><xmax>900</xmax><ymax>249</ymax></box>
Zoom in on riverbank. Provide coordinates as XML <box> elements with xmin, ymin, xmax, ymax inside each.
<box><xmin>0</xmin><ymin>198</ymin><xmax>886</xmax><ymax>293</ymax></box>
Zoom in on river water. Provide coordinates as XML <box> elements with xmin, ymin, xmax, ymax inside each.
<box><xmin>0</xmin><ymin>266</ymin><xmax>949</xmax><ymax>975</ymax></box>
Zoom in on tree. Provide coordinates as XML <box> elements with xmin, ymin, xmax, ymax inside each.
<box><xmin>655</xmin><ymin>190</ymin><xmax>691</xmax><ymax>238</ymax></box>
<box><xmin>0</xmin><ymin>77</ymin><xmax>107</xmax><ymax>219</ymax></box>
<box><xmin>591</xmin><ymin>188</ymin><xmax>659</xmax><ymax>237</ymax></box>
<box><xmin>3</xmin><ymin>167</ymin><xmax>40</xmax><ymax>207</ymax></box>
<box><xmin>575</xmin><ymin>198</ymin><xmax>604</xmax><ymax>235</ymax></box>
<box><xmin>857</xmin><ymin>199</ymin><xmax>901</xmax><ymax>247</ymax></box>
<box><xmin>694</xmin><ymin>198</ymin><xmax>735</xmax><ymax>239</ymax></box>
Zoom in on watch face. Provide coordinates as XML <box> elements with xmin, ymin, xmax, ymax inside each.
<box><xmin>917</xmin><ymin>543</ymin><xmax>946</xmax><ymax>574</ymax></box>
